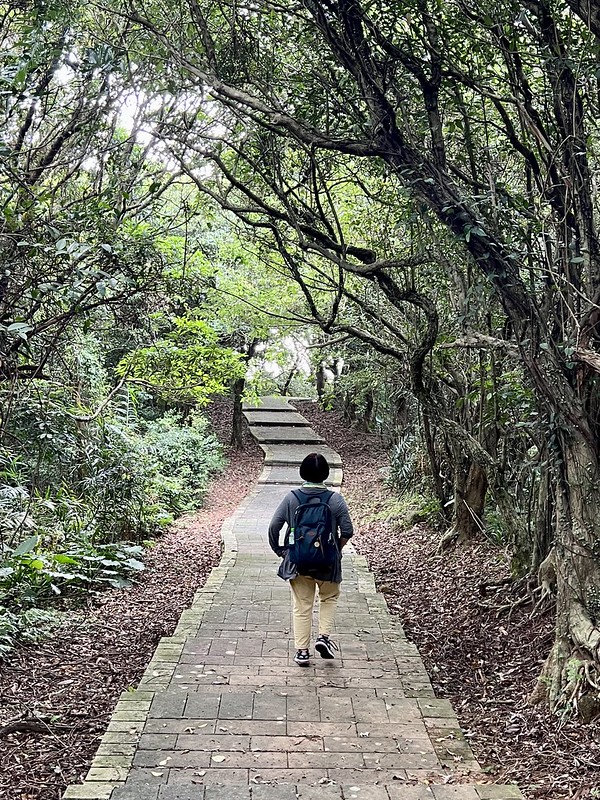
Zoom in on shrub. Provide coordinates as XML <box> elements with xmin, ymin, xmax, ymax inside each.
<box><xmin>142</xmin><ymin>412</ymin><xmax>224</xmax><ymax>514</ymax></box>
<box><xmin>0</xmin><ymin>534</ymin><xmax>146</xmax><ymax>608</ymax></box>
<box><xmin>0</xmin><ymin>408</ymin><xmax>224</xmax><ymax>654</ymax></box>
<box><xmin>0</xmin><ymin>606</ymin><xmax>64</xmax><ymax>660</ymax></box>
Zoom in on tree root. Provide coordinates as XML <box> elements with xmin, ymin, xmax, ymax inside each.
<box><xmin>569</xmin><ymin>602</ymin><xmax>600</xmax><ymax>660</ymax></box>
<box><xmin>537</xmin><ymin>652</ymin><xmax>600</xmax><ymax>723</ymax></box>
<box><xmin>0</xmin><ymin>718</ymin><xmax>72</xmax><ymax>737</ymax></box>
<box><xmin>437</xmin><ymin>526</ymin><xmax>460</xmax><ymax>552</ymax></box>
<box><xmin>475</xmin><ymin>583</ymin><xmax>552</xmax><ymax>620</ymax></box>
<box><xmin>529</xmin><ymin>641</ymin><xmax>562</xmax><ymax>708</ymax></box>
<box><xmin>477</xmin><ymin>577</ymin><xmax>513</xmax><ymax>597</ymax></box>
<box><xmin>527</xmin><ymin>585</ymin><xmax>555</xmax><ymax>620</ymax></box>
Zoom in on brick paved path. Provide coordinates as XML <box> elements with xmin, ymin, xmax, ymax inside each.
<box><xmin>63</xmin><ymin>399</ymin><xmax>523</xmax><ymax>800</ymax></box>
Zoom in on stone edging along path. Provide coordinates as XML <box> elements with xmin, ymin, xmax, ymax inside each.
<box><xmin>63</xmin><ymin>397</ymin><xmax>524</xmax><ymax>800</ymax></box>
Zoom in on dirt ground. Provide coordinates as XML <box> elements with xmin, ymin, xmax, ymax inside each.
<box><xmin>1</xmin><ymin>398</ymin><xmax>597</xmax><ymax>800</ymax></box>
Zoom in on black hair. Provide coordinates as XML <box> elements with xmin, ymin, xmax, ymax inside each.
<box><xmin>299</xmin><ymin>452</ymin><xmax>330</xmax><ymax>483</ymax></box>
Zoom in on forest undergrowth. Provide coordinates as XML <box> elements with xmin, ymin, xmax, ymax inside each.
<box><xmin>297</xmin><ymin>401</ymin><xmax>599</xmax><ymax>800</ymax></box>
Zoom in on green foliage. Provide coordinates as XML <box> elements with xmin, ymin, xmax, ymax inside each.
<box><xmin>247</xmin><ymin>368</ymin><xmax>313</xmax><ymax>399</ymax></box>
<box><xmin>0</xmin><ymin>407</ymin><xmax>223</xmax><ymax>638</ymax></box>
<box><xmin>0</xmin><ymin>535</ymin><xmax>145</xmax><ymax>607</ymax></box>
<box><xmin>0</xmin><ymin>606</ymin><xmax>64</xmax><ymax>660</ymax></box>
<box><xmin>2</xmin><ymin>408</ymin><xmax>224</xmax><ymax>547</ymax></box>
<box><xmin>394</xmin><ymin>493</ymin><xmax>443</xmax><ymax>528</ymax></box>
<box><xmin>481</xmin><ymin>506</ymin><xmax>514</xmax><ymax>549</ymax></box>
<box><xmin>388</xmin><ymin>431</ymin><xmax>418</xmax><ymax>494</ymax></box>
<box><xmin>0</xmin><ymin>477</ymin><xmax>35</xmax><ymax>547</ymax></box>
<box><xmin>367</xmin><ymin>492</ymin><xmax>442</xmax><ymax>530</ymax></box>
<box><xmin>0</xmin><ymin>3</ymin><xmax>232</xmax><ymax>640</ymax></box>
<box><xmin>142</xmin><ymin>412</ymin><xmax>225</xmax><ymax>514</ymax></box>
<box><xmin>118</xmin><ymin>317</ymin><xmax>245</xmax><ymax>405</ymax></box>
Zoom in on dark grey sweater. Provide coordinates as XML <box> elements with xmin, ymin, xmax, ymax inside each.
<box><xmin>268</xmin><ymin>485</ymin><xmax>354</xmax><ymax>583</ymax></box>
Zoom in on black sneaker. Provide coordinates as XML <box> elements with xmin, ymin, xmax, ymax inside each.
<box><xmin>294</xmin><ymin>649</ymin><xmax>310</xmax><ymax>666</ymax></box>
<box><xmin>315</xmin><ymin>635</ymin><xmax>338</xmax><ymax>659</ymax></box>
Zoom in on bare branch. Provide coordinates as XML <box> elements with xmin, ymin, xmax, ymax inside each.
<box><xmin>438</xmin><ymin>334</ymin><xmax>519</xmax><ymax>352</ymax></box>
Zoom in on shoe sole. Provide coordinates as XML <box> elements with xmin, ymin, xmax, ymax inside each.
<box><xmin>315</xmin><ymin>642</ymin><xmax>335</xmax><ymax>659</ymax></box>
<box><xmin>294</xmin><ymin>659</ymin><xmax>310</xmax><ymax>666</ymax></box>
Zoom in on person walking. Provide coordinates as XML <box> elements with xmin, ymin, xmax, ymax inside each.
<box><xmin>268</xmin><ymin>452</ymin><xmax>354</xmax><ymax>666</ymax></box>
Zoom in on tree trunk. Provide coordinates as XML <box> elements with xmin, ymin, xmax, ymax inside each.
<box><xmin>422</xmin><ymin>410</ymin><xmax>449</xmax><ymax>518</ymax></box>
<box><xmin>531</xmin><ymin>436</ymin><xmax>600</xmax><ymax>719</ymax></box>
<box><xmin>230</xmin><ymin>376</ymin><xmax>245</xmax><ymax>448</ymax></box>
<box><xmin>344</xmin><ymin>393</ymin><xmax>357</xmax><ymax>424</ymax></box>
<box><xmin>362</xmin><ymin>389</ymin><xmax>374</xmax><ymax>431</ymax></box>
<box><xmin>230</xmin><ymin>338</ymin><xmax>259</xmax><ymax>448</ymax></box>
<box><xmin>532</xmin><ymin>458</ymin><xmax>554</xmax><ymax>574</ymax></box>
<box><xmin>281</xmin><ymin>366</ymin><xmax>296</xmax><ymax>396</ymax></box>
<box><xmin>316</xmin><ymin>362</ymin><xmax>325</xmax><ymax>402</ymax></box>
<box><xmin>453</xmin><ymin>456</ymin><xmax>488</xmax><ymax>541</ymax></box>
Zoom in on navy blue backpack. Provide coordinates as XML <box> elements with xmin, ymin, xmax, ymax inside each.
<box><xmin>287</xmin><ymin>489</ymin><xmax>338</xmax><ymax>572</ymax></box>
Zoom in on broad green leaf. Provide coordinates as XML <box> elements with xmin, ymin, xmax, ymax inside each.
<box><xmin>13</xmin><ymin>535</ymin><xmax>39</xmax><ymax>557</ymax></box>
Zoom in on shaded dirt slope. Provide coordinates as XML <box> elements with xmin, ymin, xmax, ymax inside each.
<box><xmin>0</xmin><ymin>399</ymin><xmax>263</xmax><ymax>800</ymax></box>
<box><xmin>296</xmin><ymin>400</ymin><xmax>599</xmax><ymax>800</ymax></box>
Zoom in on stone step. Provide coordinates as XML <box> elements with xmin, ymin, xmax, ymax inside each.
<box><xmin>242</xmin><ymin>397</ymin><xmax>295</xmax><ymax>411</ymax></box>
<box><xmin>105</xmin><ymin>770</ymin><xmax>522</xmax><ymax>800</ymax></box>
<box><xmin>79</xmin><ymin>777</ymin><xmax>522</xmax><ymax>799</ymax></box>
<box><xmin>244</xmin><ymin>411</ymin><xmax>310</xmax><ymax>426</ymax></box>
<box><xmin>249</xmin><ymin>426</ymin><xmax>324</xmax><ymax>444</ymax></box>
<box><xmin>261</xmin><ymin>444</ymin><xmax>342</xmax><ymax>468</ymax></box>
<box><xmin>258</xmin><ymin>466</ymin><xmax>343</xmax><ymax>487</ymax></box>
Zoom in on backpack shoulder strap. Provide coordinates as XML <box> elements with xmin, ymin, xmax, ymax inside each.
<box><xmin>292</xmin><ymin>489</ymin><xmax>333</xmax><ymax>506</ymax></box>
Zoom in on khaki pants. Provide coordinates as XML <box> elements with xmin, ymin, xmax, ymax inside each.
<box><xmin>289</xmin><ymin>575</ymin><xmax>341</xmax><ymax>649</ymax></box>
